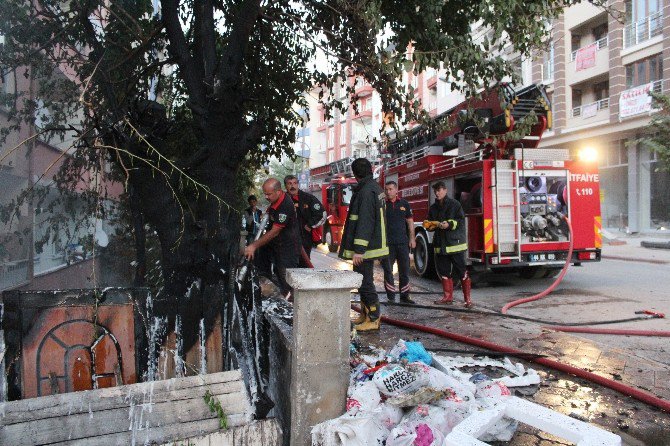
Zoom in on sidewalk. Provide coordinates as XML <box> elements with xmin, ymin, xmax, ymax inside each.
<box><xmin>601</xmin><ymin>231</ymin><xmax>670</xmax><ymax>265</ymax></box>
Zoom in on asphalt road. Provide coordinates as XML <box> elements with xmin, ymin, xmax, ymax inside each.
<box><xmin>312</xmin><ymin>246</ymin><xmax>670</xmax><ymax>367</ymax></box>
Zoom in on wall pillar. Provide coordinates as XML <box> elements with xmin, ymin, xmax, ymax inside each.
<box><xmin>286</xmin><ymin>268</ymin><xmax>361</xmax><ymax>446</ymax></box>
<box><xmin>628</xmin><ymin>144</ymin><xmax>640</xmax><ymax>233</ymax></box>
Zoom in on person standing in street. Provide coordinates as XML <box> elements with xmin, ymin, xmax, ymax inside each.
<box><xmin>243</xmin><ymin>195</ymin><xmax>263</xmax><ymax>246</ymax></box>
<box><xmin>339</xmin><ymin>158</ymin><xmax>388</xmax><ymax>331</ymax></box>
<box><xmin>381</xmin><ymin>181</ymin><xmax>416</xmax><ymax>304</ymax></box>
<box><xmin>284</xmin><ymin>175</ymin><xmax>327</xmax><ymax>266</ymax></box>
<box><xmin>424</xmin><ymin>181</ymin><xmax>472</xmax><ymax>307</ymax></box>
<box><xmin>244</xmin><ymin>178</ymin><xmax>300</xmax><ymax>301</ymax></box>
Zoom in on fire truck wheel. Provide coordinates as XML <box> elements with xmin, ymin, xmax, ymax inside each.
<box><xmin>518</xmin><ymin>266</ymin><xmax>547</xmax><ymax>279</ymax></box>
<box><xmin>324</xmin><ymin>226</ymin><xmax>338</xmax><ymax>253</ymax></box>
<box><xmin>413</xmin><ymin>231</ymin><xmax>436</xmax><ymax>278</ymax></box>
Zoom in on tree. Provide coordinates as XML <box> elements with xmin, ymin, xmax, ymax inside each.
<box><xmin>1</xmin><ymin>0</ymin><xmax>608</xmax><ymax>379</ymax></box>
<box><xmin>638</xmin><ymin>93</ymin><xmax>670</xmax><ymax>171</ymax></box>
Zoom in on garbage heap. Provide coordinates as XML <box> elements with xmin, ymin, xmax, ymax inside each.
<box><xmin>312</xmin><ymin>339</ymin><xmax>542</xmax><ymax>445</ymax></box>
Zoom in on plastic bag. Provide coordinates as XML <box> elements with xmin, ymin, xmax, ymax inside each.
<box><xmin>401</xmin><ymin>404</ymin><xmax>465</xmax><ymax>436</ymax></box>
<box><xmin>372</xmin><ymin>364</ymin><xmax>427</xmax><ymax>397</ymax></box>
<box><xmin>386</xmin><ymin>420</ymin><xmax>445</xmax><ymax>446</ymax></box>
<box><xmin>346</xmin><ymin>381</ymin><xmax>381</xmax><ymax>415</ymax></box>
<box><xmin>312</xmin><ymin>414</ymin><xmax>390</xmax><ymax>446</ymax></box>
<box><xmin>400</xmin><ymin>341</ymin><xmax>432</xmax><ymax>365</ymax></box>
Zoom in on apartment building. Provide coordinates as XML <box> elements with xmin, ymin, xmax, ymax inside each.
<box><xmin>0</xmin><ymin>50</ymin><xmax>112</xmax><ymax>291</ymax></box>
<box><xmin>534</xmin><ymin>0</ymin><xmax>670</xmax><ymax>233</ymax></box>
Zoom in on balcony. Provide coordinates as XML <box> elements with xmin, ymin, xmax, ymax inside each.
<box><xmin>0</xmin><ymin>259</ymin><xmax>30</xmax><ymax>291</ymax></box>
<box><xmin>624</xmin><ymin>12</ymin><xmax>662</xmax><ymax>49</ymax></box>
<box><xmin>571</xmin><ymin>98</ymin><xmax>609</xmax><ymax>118</ymax></box>
<box><xmin>354</xmin><ymin>82</ymin><xmax>373</xmax><ymax>97</ymax></box>
<box><xmin>568</xmin><ymin>38</ymin><xmax>609</xmax><ymax>85</ymax></box>
<box><xmin>570</xmin><ymin>37</ymin><xmax>608</xmax><ymax>62</ymax></box>
<box><xmin>426</xmin><ymin>75</ymin><xmax>438</xmax><ymax>90</ymax></box>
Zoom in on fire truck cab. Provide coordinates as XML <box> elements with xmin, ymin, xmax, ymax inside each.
<box><xmin>384</xmin><ymin>83</ymin><xmax>602</xmax><ymax>279</ymax></box>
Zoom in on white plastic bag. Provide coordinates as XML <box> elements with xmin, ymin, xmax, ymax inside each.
<box><xmin>346</xmin><ymin>381</ymin><xmax>381</xmax><ymax>414</ymax></box>
<box><xmin>386</xmin><ymin>420</ymin><xmax>445</xmax><ymax>446</ymax></box>
<box><xmin>312</xmin><ymin>414</ymin><xmax>389</xmax><ymax>446</ymax></box>
<box><xmin>372</xmin><ymin>364</ymin><xmax>426</xmax><ymax>397</ymax></box>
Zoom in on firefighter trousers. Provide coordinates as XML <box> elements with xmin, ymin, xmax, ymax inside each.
<box><xmin>435</xmin><ymin>251</ymin><xmax>467</xmax><ymax>281</ymax></box>
<box><xmin>382</xmin><ymin>243</ymin><xmax>410</xmax><ymax>299</ymax></box>
<box><xmin>354</xmin><ymin>259</ymin><xmax>380</xmax><ymax>320</ymax></box>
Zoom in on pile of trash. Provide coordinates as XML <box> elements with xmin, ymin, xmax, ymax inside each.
<box><xmin>312</xmin><ymin>339</ymin><xmax>541</xmax><ymax>446</ymax></box>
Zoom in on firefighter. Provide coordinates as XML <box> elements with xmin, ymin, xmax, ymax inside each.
<box><xmin>244</xmin><ymin>178</ymin><xmax>301</xmax><ymax>301</ymax></box>
<box><xmin>424</xmin><ymin>181</ymin><xmax>472</xmax><ymax>307</ymax></box>
<box><xmin>243</xmin><ymin>195</ymin><xmax>263</xmax><ymax>246</ymax></box>
<box><xmin>284</xmin><ymin>175</ymin><xmax>327</xmax><ymax>265</ymax></box>
<box><xmin>381</xmin><ymin>181</ymin><xmax>416</xmax><ymax>304</ymax></box>
<box><xmin>339</xmin><ymin>158</ymin><xmax>389</xmax><ymax>331</ymax></box>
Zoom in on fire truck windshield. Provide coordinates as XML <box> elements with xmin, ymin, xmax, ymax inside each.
<box><xmin>341</xmin><ymin>185</ymin><xmax>353</xmax><ymax>205</ymax></box>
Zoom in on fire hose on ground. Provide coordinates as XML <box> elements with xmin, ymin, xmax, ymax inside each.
<box><xmin>500</xmin><ymin>214</ymin><xmax>670</xmax><ymax>337</ymax></box>
<box><xmin>352</xmin><ymin>307</ymin><xmax>670</xmax><ymax>413</ymax></box>
<box><xmin>350</xmin><ymin>216</ymin><xmax>670</xmax><ymax>412</ymax></box>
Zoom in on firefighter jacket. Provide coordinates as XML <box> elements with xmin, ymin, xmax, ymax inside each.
<box><xmin>292</xmin><ymin>189</ymin><xmax>327</xmax><ymax>247</ymax></box>
<box><xmin>339</xmin><ymin>175</ymin><xmax>389</xmax><ymax>260</ymax></box>
<box><xmin>427</xmin><ymin>197</ymin><xmax>467</xmax><ymax>254</ymax></box>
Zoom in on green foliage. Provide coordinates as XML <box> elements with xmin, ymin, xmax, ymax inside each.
<box><xmin>203</xmin><ymin>390</ymin><xmax>228</xmax><ymax>430</ymax></box>
<box><xmin>638</xmin><ymin>93</ymin><xmax>670</xmax><ymax>171</ymax></box>
<box><xmin>0</xmin><ymin>0</ymin><xmax>610</xmax><ymax>284</ymax></box>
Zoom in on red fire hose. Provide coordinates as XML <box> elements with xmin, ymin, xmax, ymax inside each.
<box><xmin>501</xmin><ymin>216</ymin><xmax>670</xmax><ymax>337</ymax></box>
<box><xmin>356</xmin><ymin>306</ymin><xmax>670</xmax><ymax>413</ymax></box>
<box><xmin>501</xmin><ymin>214</ymin><xmax>575</xmax><ymax>315</ymax></box>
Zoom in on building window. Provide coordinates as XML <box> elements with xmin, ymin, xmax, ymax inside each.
<box><xmin>327</xmin><ymin>128</ymin><xmax>334</xmax><ymax>148</ymax></box>
<box><xmin>594</xmin><ymin>81</ymin><xmax>609</xmax><ymax>101</ymax></box>
<box><xmin>340</xmin><ymin>147</ymin><xmax>347</xmax><ymax>160</ymax></box>
<box><xmin>625</xmin><ymin>54</ymin><xmax>663</xmax><ymax>88</ymax></box>
<box><xmin>340</xmin><ymin>124</ymin><xmax>347</xmax><ymax>145</ymax></box>
<box><xmin>572</xmin><ymin>89</ymin><xmax>583</xmax><ymax>108</ymax></box>
<box><xmin>542</xmin><ymin>41</ymin><xmax>554</xmax><ymax>82</ymax></box>
<box><xmin>328</xmin><ymin>150</ymin><xmax>334</xmax><ymax>163</ymax></box>
<box><xmin>624</xmin><ymin>0</ymin><xmax>662</xmax><ymax>47</ymax></box>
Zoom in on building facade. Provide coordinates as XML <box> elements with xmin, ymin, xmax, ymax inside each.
<box><xmin>533</xmin><ymin>0</ymin><xmax>669</xmax><ymax>233</ymax></box>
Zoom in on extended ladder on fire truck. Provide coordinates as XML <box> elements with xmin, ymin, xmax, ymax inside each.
<box><xmin>492</xmin><ymin>160</ymin><xmax>521</xmax><ymax>262</ymax></box>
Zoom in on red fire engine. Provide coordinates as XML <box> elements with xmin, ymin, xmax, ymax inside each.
<box><xmin>384</xmin><ymin>83</ymin><xmax>602</xmax><ymax>278</ymax></box>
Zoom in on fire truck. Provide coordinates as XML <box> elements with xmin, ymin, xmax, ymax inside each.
<box><xmin>384</xmin><ymin>83</ymin><xmax>602</xmax><ymax>278</ymax></box>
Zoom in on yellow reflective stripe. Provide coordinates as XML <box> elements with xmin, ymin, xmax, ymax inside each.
<box><xmin>448</xmin><ymin>219</ymin><xmax>458</xmax><ymax>229</ymax></box>
<box><xmin>364</xmin><ymin>247</ymin><xmax>389</xmax><ymax>259</ymax></box>
<box><xmin>341</xmin><ymin>249</ymin><xmax>354</xmax><ymax>259</ymax></box>
<box><xmin>354</xmin><ymin>238</ymin><xmax>369</xmax><ymax>247</ymax></box>
<box><xmin>349</xmin><ymin>214</ymin><xmax>359</xmax><ymax>221</ymax></box>
<box><xmin>435</xmin><ymin>243</ymin><xmax>467</xmax><ymax>254</ymax></box>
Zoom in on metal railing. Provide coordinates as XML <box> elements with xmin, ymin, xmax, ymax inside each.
<box><xmin>571</xmin><ymin>98</ymin><xmax>609</xmax><ymax>117</ymax></box>
<box><xmin>624</xmin><ymin>12</ymin><xmax>662</xmax><ymax>48</ymax></box>
<box><xmin>0</xmin><ymin>259</ymin><xmax>30</xmax><ymax>291</ymax></box>
<box><xmin>570</xmin><ymin>36</ymin><xmax>608</xmax><ymax>62</ymax></box>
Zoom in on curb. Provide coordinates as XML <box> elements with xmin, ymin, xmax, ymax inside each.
<box><xmin>602</xmin><ymin>255</ymin><xmax>670</xmax><ymax>265</ymax></box>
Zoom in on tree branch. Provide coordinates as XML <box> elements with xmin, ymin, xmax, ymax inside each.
<box><xmin>161</xmin><ymin>0</ymin><xmax>207</xmax><ymax>111</ymax></box>
<box><xmin>217</xmin><ymin>0</ymin><xmax>262</xmax><ymax>87</ymax></box>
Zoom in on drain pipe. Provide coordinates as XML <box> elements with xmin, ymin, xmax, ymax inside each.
<box><xmin>365</xmin><ymin>308</ymin><xmax>670</xmax><ymax>413</ymax></box>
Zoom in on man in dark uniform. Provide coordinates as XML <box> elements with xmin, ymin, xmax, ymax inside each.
<box><xmin>243</xmin><ymin>195</ymin><xmax>263</xmax><ymax>246</ymax></box>
<box><xmin>381</xmin><ymin>181</ymin><xmax>416</xmax><ymax>304</ymax></box>
<box><xmin>423</xmin><ymin>181</ymin><xmax>471</xmax><ymax>307</ymax></box>
<box><xmin>244</xmin><ymin>178</ymin><xmax>301</xmax><ymax>300</ymax></box>
<box><xmin>339</xmin><ymin>158</ymin><xmax>388</xmax><ymax>331</ymax></box>
<box><xmin>284</xmin><ymin>175</ymin><xmax>326</xmax><ymax>266</ymax></box>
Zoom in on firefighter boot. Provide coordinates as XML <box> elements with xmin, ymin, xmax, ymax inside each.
<box><xmin>434</xmin><ymin>277</ymin><xmax>454</xmax><ymax>304</ymax></box>
<box><xmin>399</xmin><ymin>293</ymin><xmax>416</xmax><ymax>304</ymax></box>
<box><xmin>462</xmin><ymin>275</ymin><xmax>472</xmax><ymax>308</ymax></box>
<box><xmin>355</xmin><ymin>304</ymin><xmax>381</xmax><ymax>331</ymax></box>
<box><xmin>352</xmin><ymin>303</ymin><xmax>367</xmax><ymax>325</ymax></box>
